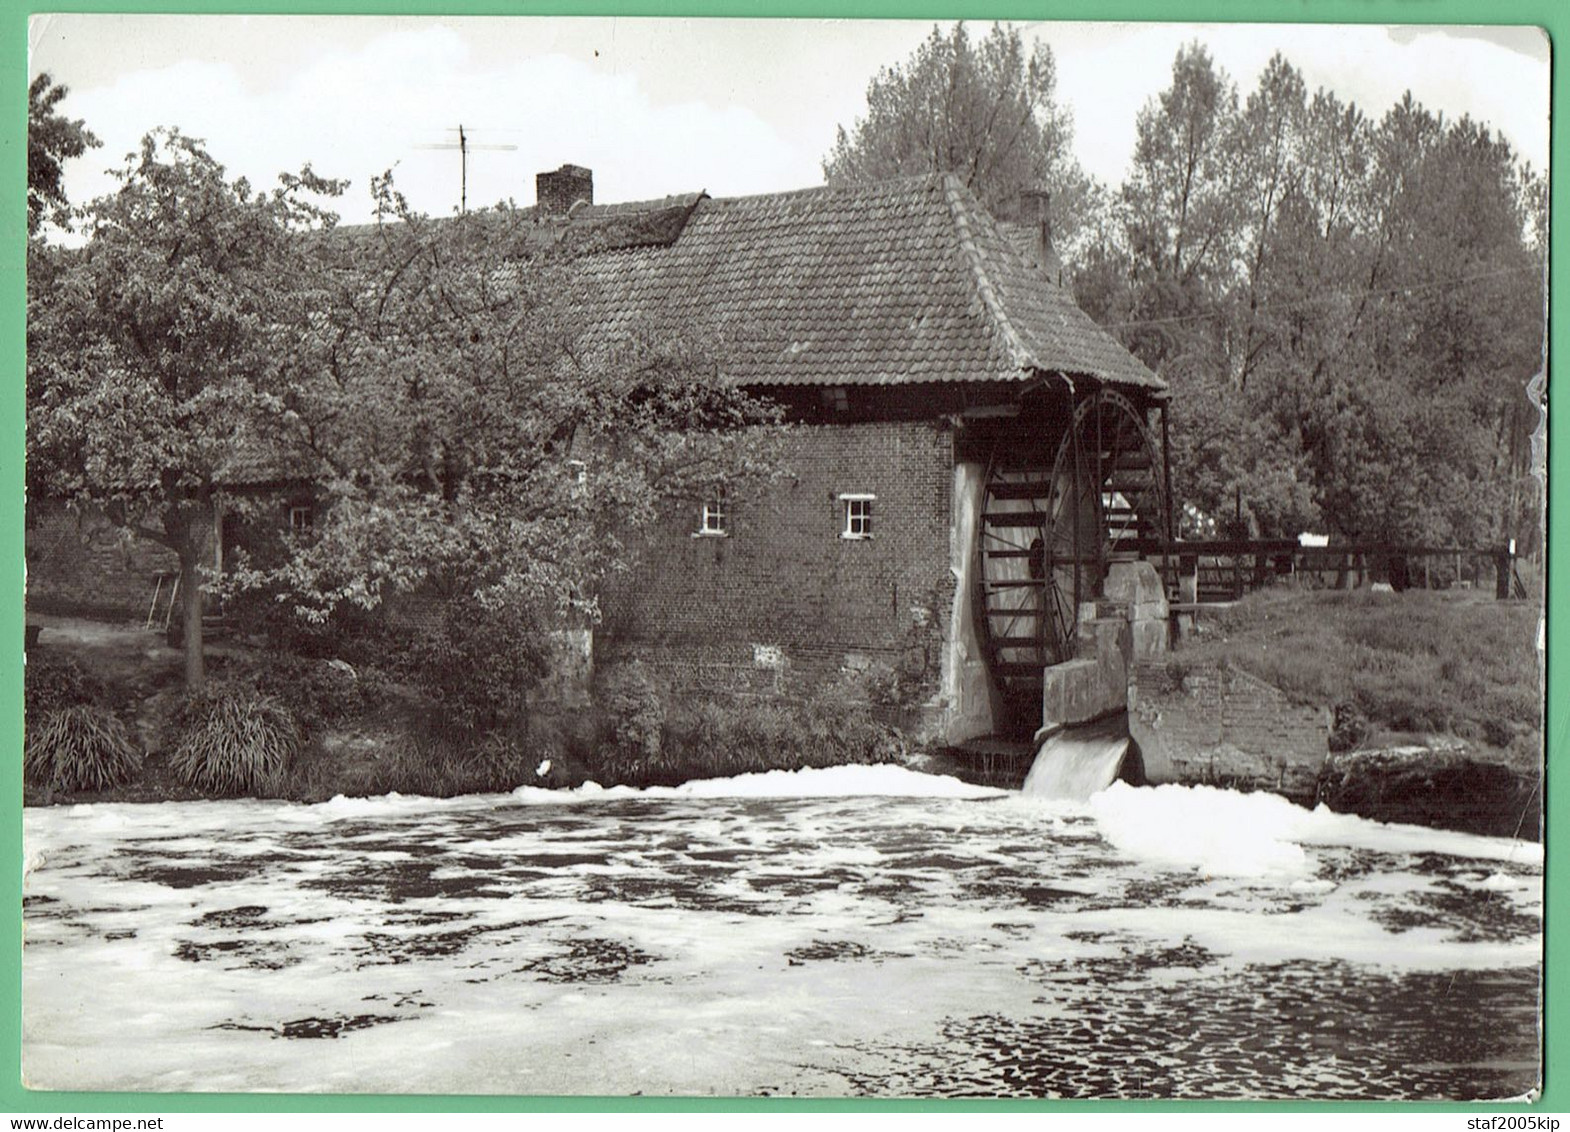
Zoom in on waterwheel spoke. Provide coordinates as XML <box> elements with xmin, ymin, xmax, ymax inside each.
<box><xmin>982</xmin><ymin>528</ymin><xmax>1033</xmax><ymax>553</ymax></box>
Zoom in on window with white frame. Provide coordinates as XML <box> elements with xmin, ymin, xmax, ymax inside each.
<box><xmin>288</xmin><ymin>504</ymin><xmax>314</xmax><ymax>534</ymax></box>
<box><xmin>839</xmin><ymin>493</ymin><xmax>874</xmax><ymax>539</ymax></box>
<box><xmin>695</xmin><ymin>491</ymin><xmax>728</xmax><ymax>537</ymax></box>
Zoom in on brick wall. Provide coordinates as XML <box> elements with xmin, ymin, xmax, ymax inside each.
<box><xmin>1127</xmin><ymin>658</ymin><xmax>1330</xmax><ymax>801</ymax></box>
<box><xmin>599</xmin><ymin>419</ymin><xmax>956</xmax><ymax>723</ymax></box>
<box><xmin>26</xmin><ymin>502</ymin><xmax>180</xmax><ymax>621</ymax></box>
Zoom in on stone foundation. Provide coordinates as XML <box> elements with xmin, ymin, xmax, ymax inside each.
<box><xmin>1128</xmin><ymin>658</ymin><xmax>1331</xmax><ymax>802</ymax></box>
<box><xmin>1039</xmin><ymin>560</ymin><xmax>1170</xmax><ymax>734</ymax></box>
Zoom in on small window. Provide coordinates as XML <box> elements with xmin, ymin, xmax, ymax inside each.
<box><xmin>694</xmin><ymin>492</ymin><xmax>728</xmax><ymax>537</ymax></box>
<box><xmin>288</xmin><ymin>505</ymin><xmax>314</xmax><ymax>534</ymax></box>
<box><xmin>839</xmin><ymin>493</ymin><xmax>874</xmax><ymax>540</ymax></box>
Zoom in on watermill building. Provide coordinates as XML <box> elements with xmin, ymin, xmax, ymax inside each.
<box><xmin>553</xmin><ymin>167</ymin><xmax>1173</xmax><ymax>745</ymax></box>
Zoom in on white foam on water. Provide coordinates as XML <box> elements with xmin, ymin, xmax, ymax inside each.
<box><xmin>508</xmin><ymin>763</ymin><xmax>1007</xmax><ymax>803</ymax></box>
<box><xmin>21</xmin><ymin>772</ymin><xmax>1542</xmax><ymax>1096</ymax></box>
<box><xmin>1089</xmin><ymin>782</ymin><xmax>1312</xmax><ymax>878</ymax></box>
<box><xmin>1088</xmin><ymin>781</ymin><xmax>1542</xmax><ymax>878</ymax></box>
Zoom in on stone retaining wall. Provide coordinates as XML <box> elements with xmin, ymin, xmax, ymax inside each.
<box><xmin>1127</xmin><ymin>658</ymin><xmax>1330</xmax><ymax>802</ymax></box>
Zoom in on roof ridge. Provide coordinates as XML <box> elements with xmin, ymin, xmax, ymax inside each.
<box><xmin>574</xmin><ymin>191</ymin><xmax>707</xmax><ymax>218</ymax></box>
<box><xmin>702</xmin><ymin>173</ymin><xmax>942</xmax><ymax>208</ymax></box>
<box><xmin>939</xmin><ymin>173</ymin><xmax>1037</xmax><ymax>374</ymax></box>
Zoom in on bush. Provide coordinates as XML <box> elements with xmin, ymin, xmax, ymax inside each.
<box><xmin>369</xmin><ymin>726</ymin><xmax>547</xmax><ymax>798</ymax></box>
<box><xmin>400</xmin><ymin>600</ymin><xmax>549</xmax><ymax>735</ymax></box>
<box><xmin>1329</xmin><ymin>700</ymin><xmax>1369</xmax><ymax>753</ymax></box>
<box><xmin>24</xmin><ymin>652</ymin><xmax>107</xmax><ymax>716</ymax></box>
<box><xmin>596</xmin><ymin>661</ymin><xmax>666</xmax><ymax>772</ymax></box>
<box><xmin>169</xmin><ymin>685</ymin><xmax>302</xmax><ymax>794</ymax></box>
<box><xmin>25</xmin><ymin>705</ymin><xmax>141</xmax><ymax>791</ymax></box>
<box><xmin>245</xmin><ymin>653</ymin><xmax>378</xmax><ymax>731</ymax></box>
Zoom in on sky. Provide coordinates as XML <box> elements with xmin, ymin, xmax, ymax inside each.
<box><xmin>27</xmin><ymin>15</ymin><xmax>1552</xmax><ymax>230</ymax></box>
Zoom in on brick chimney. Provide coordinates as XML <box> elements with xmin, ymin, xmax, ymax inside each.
<box><xmin>1018</xmin><ymin>187</ymin><xmax>1064</xmax><ymax>286</ymax></box>
<box><xmin>536</xmin><ymin>164</ymin><xmax>593</xmax><ymax>216</ymax></box>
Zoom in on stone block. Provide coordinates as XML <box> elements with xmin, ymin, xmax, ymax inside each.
<box><xmin>1127</xmin><ymin>617</ymin><xmax>1168</xmax><ymax>661</ymax></box>
<box><xmin>1105</xmin><ymin>561</ymin><xmax>1168</xmax><ymax>611</ymax></box>
<box><xmin>1042</xmin><ymin>650</ymin><xmax>1126</xmax><ymax>729</ymax></box>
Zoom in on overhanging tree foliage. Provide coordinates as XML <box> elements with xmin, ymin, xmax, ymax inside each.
<box><xmin>234</xmin><ymin>176</ymin><xmax>783</xmax><ymax>727</ymax></box>
<box><xmin>27</xmin><ymin>130</ymin><xmax>343</xmax><ymax>689</ymax></box>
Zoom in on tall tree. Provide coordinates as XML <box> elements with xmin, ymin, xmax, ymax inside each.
<box><xmin>1121</xmin><ymin>43</ymin><xmax>1239</xmax><ymax>305</ymax></box>
<box><xmin>27</xmin><ymin>130</ymin><xmax>342</xmax><ymax>689</ymax></box>
<box><xmin>823</xmin><ymin>23</ymin><xmax>1094</xmax><ymax>243</ymax></box>
<box><xmin>1089</xmin><ymin>42</ymin><xmax>1544</xmax><ymax>550</ymax></box>
<box><xmin>28</xmin><ymin>73</ymin><xmax>100</xmax><ymax>236</ymax></box>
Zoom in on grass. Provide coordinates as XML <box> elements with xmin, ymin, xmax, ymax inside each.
<box><xmin>168</xmin><ymin>685</ymin><xmax>303</xmax><ymax>795</ymax></box>
<box><xmin>1180</xmin><ymin>586</ymin><xmax>1541</xmax><ymax>765</ymax></box>
<box><xmin>24</xmin><ymin>705</ymin><xmax>142</xmax><ymax>792</ymax></box>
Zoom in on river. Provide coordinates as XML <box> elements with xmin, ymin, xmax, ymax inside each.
<box><xmin>21</xmin><ymin>765</ymin><xmax>1542</xmax><ymax>1099</ymax></box>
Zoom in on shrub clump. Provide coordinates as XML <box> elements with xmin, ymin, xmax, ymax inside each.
<box><xmin>1329</xmin><ymin>699</ymin><xmax>1369</xmax><ymax>753</ymax></box>
<box><xmin>25</xmin><ymin>652</ymin><xmax>108</xmax><ymax>716</ymax></box>
<box><xmin>241</xmin><ymin>653</ymin><xmax>382</xmax><ymax>731</ymax></box>
<box><xmin>398</xmin><ymin>601</ymin><xmax>549</xmax><ymax>735</ymax></box>
<box><xmin>363</xmin><ymin>718</ymin><xmax>570</xmax><ymax>798</ymax></box>
<box><xmin>25</xmin><ymin>705</ymin><xmax>142</xmax><ymax>792</ymax></box>
<box><xmin>169</xmin><ymin>685</ymin><xmax>302</xmax><ymax>795</ymax></box>
<box><xmin>593</xmin><ymin>661</ymin><xmax>667</xmax><ymax>780</ymax></box>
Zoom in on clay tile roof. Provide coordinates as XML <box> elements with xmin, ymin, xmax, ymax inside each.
<box><xmin>567</xmin><ymin>174</ymin><xmax>1163</xmax><ymax>392</ymax></box>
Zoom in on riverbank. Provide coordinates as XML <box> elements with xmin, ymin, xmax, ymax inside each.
<box><xmin>1170</xmin><ymin>587</ymin><xmax>1543</xmax><ymax>840</ymax></box>
<box><xmin>23</xmin><ymin>589</ymin><xmax>1546</xmax><ymax>841</ymax></box>
<box><xmin>1177</xmin><ymin>587</ymin><xmax>1541</xmax><ymax>765</ymax></box>
<box><xmin>21</xmin><ymin>613</ymin><xmax>898</xmax><ymax>807</ymax></box>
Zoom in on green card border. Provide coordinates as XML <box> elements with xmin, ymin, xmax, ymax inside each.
<box><xmin>3</xmin><ymin>0</ymin><xmax>1561</xmax><ymax>1116</ymax></box>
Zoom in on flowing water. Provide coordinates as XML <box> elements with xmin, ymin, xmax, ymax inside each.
<box><xmin>21</xmin><ymin>766</ymin><xmax>1542</xmax><ymax>1099</ymax></box>
<box><xmin>1023</xmin><ymin>718</ymin><xmax>1132</xmax><ymax>801</ymax></box>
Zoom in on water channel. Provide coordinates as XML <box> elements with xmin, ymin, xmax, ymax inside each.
<box><xmin>22</xmin><ymin>767</ymin><xmax>1542</xmax><ymax>1099</ymax></box>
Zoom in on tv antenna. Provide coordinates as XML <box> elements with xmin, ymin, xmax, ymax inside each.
<box><xmin>415</xmin><ymin>124</ymin><xmax>519</xmax><ymax>213</ymax></box>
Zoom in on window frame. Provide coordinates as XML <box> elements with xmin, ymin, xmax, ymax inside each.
<box><xmin>838</xmin><ymin>493</ymin><xmax>875</xmax><ymax>540</ymax></box>
<box><xmin>287</xmin><ymin>504</ymin><xmax>314</xmax><ymax>534</ymax></box>
<box><xmin>694</xmin><ymin>490</ymin><xmax>729</xmax><ymax>538</ymax></box>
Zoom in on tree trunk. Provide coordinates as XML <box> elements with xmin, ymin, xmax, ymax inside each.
<box><xmin>162</xmin><ymin>500</ymin><xmax>214</xmax><ymax>693</ymax></box>
<box><xmin>169</xmin><ymin>527</ymin><xmax>208</xmax><ymax>687</ymax></box>
<box><xmin>177</xmin><ymin>542</ymin><xmax>206</xmax><ymax>692</ymax></box>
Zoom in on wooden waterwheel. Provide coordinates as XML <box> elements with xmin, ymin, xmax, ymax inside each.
<box><xmin>975</xmin><ymin>389</ymin><xmax>1171</xmax><ymax>717</ymax></box>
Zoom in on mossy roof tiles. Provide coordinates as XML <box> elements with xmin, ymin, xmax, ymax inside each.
<box><xmin>563</xmin><ymin>173</ymin><xmax>1163</xmax><ymax>392</ymax></box>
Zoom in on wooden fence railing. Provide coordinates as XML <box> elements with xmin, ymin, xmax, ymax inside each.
<box><xmin>1147</xmin><ymin>541</ymin><xmax>1527</xmax><ymax>604</ymax></box>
